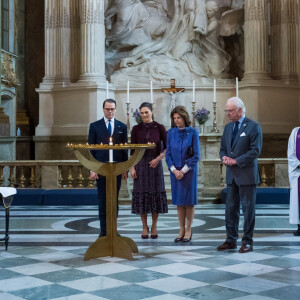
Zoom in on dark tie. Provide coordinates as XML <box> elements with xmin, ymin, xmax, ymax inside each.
<box><xmin>108</xmin><ymin>120</ymin><xmax>112</xmax><ymax>136</ymax></box>
<box><xmin>231</xmin><ymin>121</ymin><xmax>239</xmax><ymax>145</ymax></box>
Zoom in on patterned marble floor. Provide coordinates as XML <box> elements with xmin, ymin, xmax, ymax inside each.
<box><xmin>0</xmin><ymin>204</ymin><xmax>299</xmax><ymax>300</ymax></box>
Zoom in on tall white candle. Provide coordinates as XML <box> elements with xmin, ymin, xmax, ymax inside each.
<box><xmin>150</xmin><ymin>81</ymin><xmax>153</xmax><ymax>103</ymax></box>
<box><xmin>236</xmin><ymin>77</ymin><xmax>239</xmax><ymax>98</ymax></box>
<box><xmin>213</xmin><ymin>79</ymin><xmax>216</xmax><ymax>102</ymax></box>
<box><xmin>127</xmin><ymin>81</ymin><xmax>130</xmax><ymax>103</ymax></box>
<box><xmin>192</xmin><ymin>80</ymin><xmax>195</xmax><ymax>102</ymax></box>
<box><xmin>109</xmin><ymin>137</ymin><xmax>113</xmax><ymax>162</ymax></box>
<box><xmin>106</xmin><ymin>81</ymin><xmax>109</xmax><ymax>99</ymax></box>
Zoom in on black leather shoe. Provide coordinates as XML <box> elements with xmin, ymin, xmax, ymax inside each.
<box><xmin>293</xmin><ymin>230</ymin><xmax>300</xmax><ymax>236</ymax></box>
<box><xmin>99</xmin><ymin>232</ymin><xmax>106</xmax><ymax>237</ymax></box>
<box><xmin>182</xmin><ymin>232</ymin><xmax>192</xmax><ymax>242</ymax></box>
<box><xmin>239</xmin><ymin>244</ymin><xmax>253</xmax><ymax>253</ymax></box>
<box><xmin>217</xmin><ymin>241</ymin><xmax>237</xmax><ymax>251</ymax></box>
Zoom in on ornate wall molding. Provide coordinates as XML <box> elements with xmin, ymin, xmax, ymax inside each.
<box><xmin>1</xmin><ymin>51</ymin><xmax>19</xmax><ymax>88</ymax></box>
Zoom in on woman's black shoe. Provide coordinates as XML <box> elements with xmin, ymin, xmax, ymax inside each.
<box><xmin>182</xmin><ymin>232</ymin><xmax>192</xmax><ymax>242</ymax></box>
<box><xmin>174</xmin><ymin>236</ymin><xmax>184</xmax><ymax>242</ymax></box>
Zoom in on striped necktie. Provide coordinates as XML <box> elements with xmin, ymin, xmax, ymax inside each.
<box><xmin>231</xmin><ymin>121</ymin><xmax>239</xmax><ymax>145</ymax></box>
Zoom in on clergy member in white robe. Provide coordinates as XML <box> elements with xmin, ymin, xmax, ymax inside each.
<box><xmin>287</xmin><ymin>127</ymin><xmax>300</xmax><ymax>236</ymax></box>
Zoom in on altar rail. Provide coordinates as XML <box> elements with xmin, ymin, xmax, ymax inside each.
<box><xmin>0</xmin><ymin>159</ymin><xmax>289</xmax><ymax>192</ymax></box>
<box><xmin>0</xmin><ymin>161</ymin><xmax>93</xmax><ymax>188</ymax></box>
<box><xmin>202</xmin><ymin>158</ymin><xmax>289</xmax><ymax>197</ymax></box>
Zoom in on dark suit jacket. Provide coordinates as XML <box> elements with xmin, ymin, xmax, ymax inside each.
<box><xmin>88</xmin><ymin>118</ymin><xmax>128</xmax><ymax>163</ymax></box>
<box><xmin>219</xmin><ymin>117</ymin><xmax>263</xmax><ymax>185</ymax></box>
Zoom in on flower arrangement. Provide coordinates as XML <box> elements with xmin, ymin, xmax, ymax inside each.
<box><xmin>194</xmin><ymin>107</ymin><xmax>210</xmax><ymax>125</ymax></box>
<box><xmin>132</xmin><ymin>109</ymin><xmax>142</xmax><ymax>124</ymax></box>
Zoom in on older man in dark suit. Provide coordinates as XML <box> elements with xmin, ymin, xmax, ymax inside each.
<box><xmin>88</xmin><ymin>99</ymin><xmax>128</xmax><ymax>236</ymax></box>
<box><xmin>217</xmin><ymin>97</ymin><xmax>263</xmax><ymax>253</ymax></box>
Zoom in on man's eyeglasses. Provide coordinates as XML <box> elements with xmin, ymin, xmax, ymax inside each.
<box><xmin>104</xmin><ymin>108</ymin><xmax>116</xmax><ymax>112</ymax></box>
<box><xmin>224</xmin><ymin>109</ymin><xmax>237</xmax><ymax>113</ymax></box>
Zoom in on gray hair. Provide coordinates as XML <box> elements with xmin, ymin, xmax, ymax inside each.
<box><xmin>227</xmin><ymin>97</ymin><xmax>246</xmax><ymax>113</ymax></box>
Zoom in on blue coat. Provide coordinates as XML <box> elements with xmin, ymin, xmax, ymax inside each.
<box><xmin>166</xmin><ymin>127</ymin><xmax>200</xmax><ymax>206</ymax></box>
<box><xmin>88</xmin><ymin>118</ymin><xmax>128</xmax><ymax>163</ymax></box>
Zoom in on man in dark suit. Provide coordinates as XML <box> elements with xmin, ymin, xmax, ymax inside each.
<box><xmin>88</xmin><ymin>99</ymin><xmax>128</xmax><ymax>236</ymax></box>
<box><xmin>217</xmin><ymin>97</ymin><xmax>262</xmax><ymax>253</ymax></box>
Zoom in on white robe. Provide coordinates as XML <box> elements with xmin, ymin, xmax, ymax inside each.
<box><xmin>288</xmin><ymin>127</ymin><xmax>300</xmax><ymax>224</ymax></box>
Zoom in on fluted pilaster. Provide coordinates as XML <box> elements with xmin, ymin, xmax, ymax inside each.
<box><xmin>44</xmin><ymin>0</ymin><xmax>80</xmax><ymax>84</ymax></box>
<box><xmin>270</xmin><ymin>0</ymin><xmax>300</xmax><ymax>82</ymax></box>
<box><xmin>270</xmin><ymin>0</ymin><xmax>281</xmax><ymax>79</ymax></box>
<box><xmin>243</xmin><ymin>0</ymin><xmax>270</xmax><ymax>80</ymax></box>
<box><xmin>79</xmin><ymin>0</ymin><xmax>105</xmax><ymax>82</ymax></box>
<box><xmin>280</xmin><ymin>0</ymin><xmax>299</xmax><ymax>82</ymax></box>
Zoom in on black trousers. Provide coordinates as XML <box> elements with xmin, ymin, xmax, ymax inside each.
<box><xmin>96</xmin><ymin>174</ymin><xmax>122</xmax><ymax>234</ymax></box>
<box><xmin>225</xmin><ymin>180</ymin><xmax>256</xmax><ymax>245</ymax></box>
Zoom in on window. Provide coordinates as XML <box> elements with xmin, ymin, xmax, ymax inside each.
<box><xmin>2</xmin><ymin>0</ymin><xmax>9</xmax><ymax>51</ymax></box>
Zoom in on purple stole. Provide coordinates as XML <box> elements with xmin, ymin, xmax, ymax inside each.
<box><xmin>296</xmin><ymin>128</ymin><xmax>300</xmax><ymax>219</ymax></box>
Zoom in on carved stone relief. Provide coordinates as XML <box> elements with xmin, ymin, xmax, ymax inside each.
<box><xmin>105</xmin><ymin>0</ymin><xmax>245</xmax><ymax>85</ymax></box>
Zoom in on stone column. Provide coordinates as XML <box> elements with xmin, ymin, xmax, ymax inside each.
<box><xmin>270</xmin><ymin>0</ymin><xmax>300</xmax><ymax>82</ymax></box>
<box><xmin>279</xmin><ymin>0</ymin><xmax>299</xmax><ymax>82</ymax></box>
<box><xmin>270</xmin><ymin>0</ymin><xmax>281</xmax><ymax>79</ymax></box>
<box><xmin>243</xmin><ymin>0</ymin><xmax>270</xmax><ymax>81</ymax></box>
<box><xmin>79</xmin><ymin>0</ymin><xmax>106</xmax><ymax>83</ymax></box>
<box><xmin>44</xmin><ymin>0</ymin><xmax>77</xmax><ymax>85</ymax></box>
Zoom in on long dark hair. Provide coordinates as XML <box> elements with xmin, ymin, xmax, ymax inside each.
<box><xmin>170</xmin><ymin>106</ymin><xmax>191</xmax><ymax>128</ymax></box>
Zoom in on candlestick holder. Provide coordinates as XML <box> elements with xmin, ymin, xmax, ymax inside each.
<box><xmin>191</xmin><ymin>101</ymin><xmax>196</xmax><ymax>128</ymax></box>
<box><xmin>126</xmin><ymin>102</ymin><xmax>130</xmax><ymax>134</ymax></box>
<box><xmin>211</xmin><ymin>101</ymin><xmax>219</xmax><ymax>133</ymax></box>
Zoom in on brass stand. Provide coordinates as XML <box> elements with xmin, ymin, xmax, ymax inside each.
<box><xmin>126</xmin><ymin>103</ymin><xmax>130</xmax><ymax>134</ymax></box>
<box><xmin>211</xmin><ymin>101</ymin><xmax>219</xmax><ymax>133</ymax></box>
<box><xmin>69</xmin><ymin>144</ymin><xmax>154</xmax><ymax>261</ymax></box>
<box><xmin>192</xmin><ymin>101</ymin><xmax>196</xmax><ymax>128</ymax></box>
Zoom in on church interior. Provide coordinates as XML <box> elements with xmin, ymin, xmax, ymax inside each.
<box><xmin>0</xmin><ymin>0</ymin><xmax>300</xmax><ymax>299</ymax></box>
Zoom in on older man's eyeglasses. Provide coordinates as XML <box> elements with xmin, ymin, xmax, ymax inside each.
<box><xmin>224</xmin><ymin>108</ymin><xmax>238</xmax><ymax>113</ymax></box>
<box><xmin>104</xmin><ymin>108</ymin><xmax>116</xmax><ymax>112</ymax></box>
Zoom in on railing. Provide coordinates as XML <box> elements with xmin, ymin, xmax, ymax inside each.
<box><xmin>0</xmin><ymin>161</ymin><xmax>94</xmax><ymax>188</ymax></box>
<box><xmin>0</xmin><ymin>158</ymin><xmax>289</xmax><ymax>197</ymax></box>
<box><xmin>202</xmin><ymin>158</ymin><xmax>289</xmax><ymax>196</ymax></box>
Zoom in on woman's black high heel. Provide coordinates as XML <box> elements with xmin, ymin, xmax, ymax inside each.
<box><xmin>182</xmin><ymin>232</ymin><xmax>192</xmax><ymax>242</ymax></box>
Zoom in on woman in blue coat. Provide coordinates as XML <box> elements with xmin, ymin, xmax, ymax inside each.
<box><xmin>166</xmin><ymin>106</ymin><xmax>200</xmax><ymax>242</ymax></box>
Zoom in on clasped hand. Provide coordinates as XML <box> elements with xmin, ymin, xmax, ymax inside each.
<box><xmin>173</xmin><ymin>169</ymin><xmax>184</xmax><ymax>180</ymax></box>
<box><xmin>222</xmin><ymin>156</ymin><xmax>237</xmax><ymax>166</ymax></box>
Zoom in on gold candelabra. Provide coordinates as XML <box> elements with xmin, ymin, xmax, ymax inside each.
<box><xmin>211</xmin><ymin>101</ymin><xmax>219</xmax><ymax>133</ymax></box>
<box><xmin>67</xmin><ymin>142</ymin><xmax>155</xmax><ymax>261</ymax></box>
<box><xmin>126</xmin><ymin>102</ymin><xmax>130</xmax><ymax>134</ymax></box>
<box><xmin>192</xmin><ymin>101</ymin><xmax>196</xmax><ymax>128</ymax></box>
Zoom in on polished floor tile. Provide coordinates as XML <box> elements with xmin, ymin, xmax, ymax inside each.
<box><xmin>0</xmin><ymin>204</ymin><xmax>299</xmax><ymax>299</ymax></box>
<box><xmin>217</xmin><ymin>277</ymin><xmax>288</xmax><ymax>293</ymax></box>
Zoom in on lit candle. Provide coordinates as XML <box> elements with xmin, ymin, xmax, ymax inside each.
<box><xmin>109</xmin><ymin>137</ymin><xmax>113</xmax><ymax>162</ymax></box>
<box><xmin>106</xmin><ymin>80</ymin><xmax>109</xmax><ymax>99</ymax></box>
<box><xmin>236</xmin><ymin>77</ymin><xmax>239</xmax><ymax>98</ymax></box>
<box><xmin>192</xmin><ymin>80</ymin><xmax>195</xmax><ymax>102</ymax></box>
<box><xmin>150</xmin><ymin>81</ymin><xmax>153</xmax><ymax>103</ymax></box>
<box><xmin>213</xmin><ymin>79</ymin><xmax>216</xmax><ymax>102</ymax></box>
<box><xmin>127</xmin><ymin>81</ymin><xmax>130</xmax><ymax>103</ymax></box>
